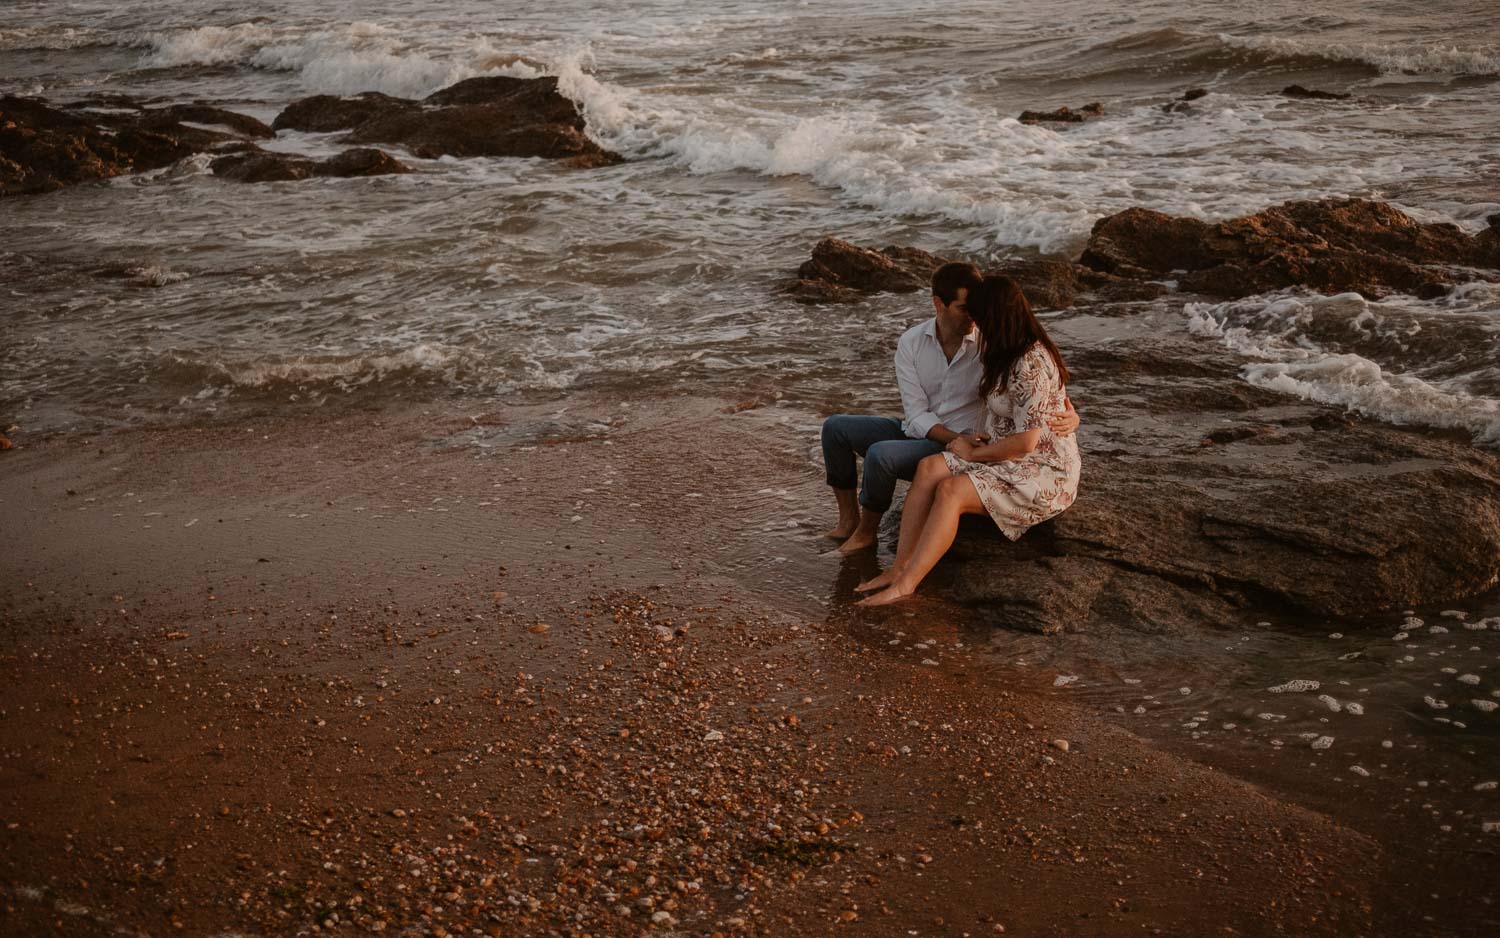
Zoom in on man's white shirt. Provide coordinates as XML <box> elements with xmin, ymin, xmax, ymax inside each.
<box><xmin>895</xmin><ymin>318</ymin><xmax>985</xmax><ymax>440</ymax></box>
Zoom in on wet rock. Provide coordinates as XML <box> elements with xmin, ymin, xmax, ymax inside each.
<box><xmin>211</xmin><ymin>147</ymin><xmax>411</xmax><ymax>183</ymax></box>
<box><xmin>1081</xmin><ymin>198</ymin><xmax>1500</xmax><ymax>299</ymax></box>
<box><xmin>786</xmin><ymin>242</ymin><xmax>1163</xmax><ymax>307</ymax></box>
<box><xmin>1018</xmin><ymin>103</ymin><xmax>1103</xmax><ymax>124</ymax></box>
<box><xmin>2</xmin><ymin>95</ymin><xmax>272</xmax><ymax>196</ymax></box>
<box><xmin>1281</xmin><ymin>85</ymin><xmax>1351</xmax><ymax>100</ymax></box>
<box><xmin>272</xmin><ymin>76</ymin><xmax>622</xmax><ymax>165</ymax></box>
<box><xmin>1162</xmin><ymin>88</ymin><xmax>1209</xmax><ymax>113</ymax></box>
<box><xmin>941</xmin><ymin>335</ymin><xmax>1500</xmax><ymax>636</ymax></box>
<box><xmin>1</xmin><ymin>95</ymin><xmax>196</xmax><ymax>196</ymax></box>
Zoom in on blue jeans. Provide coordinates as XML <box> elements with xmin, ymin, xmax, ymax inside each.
<box><xmin>821</xmin><ymin>414</ymin><xmax>944</xmax><ymax>513</ymax></box>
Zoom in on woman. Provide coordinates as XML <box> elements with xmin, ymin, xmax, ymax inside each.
<box><xmin>855</xmin><ymin>275</ymin><xmax>1080</xmax><ymax>606</ymax></box>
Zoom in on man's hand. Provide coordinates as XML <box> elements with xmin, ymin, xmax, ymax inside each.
<box><xmin>1049</xmin><ymin>397</ymin><xmax>1080</xmax><ymax>437</ymax></box>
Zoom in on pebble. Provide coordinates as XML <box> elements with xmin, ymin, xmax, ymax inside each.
<box><xmin>1476</xmin><ymin>781</ymin><xmax>1498</xmax><ymax>792</ymax></box>
<box><xmin>703</xmin><ymin>730</ymin><xmax>724</xmax><ymax>742</ymax></box>
<box><xmin>1316</xmin><ymin>694</ymin><xmax>1342</xmax><ymax>713</ymax></box>
<box><xmin>1483</xmin><ymin>822</ymin><xmax>1500</xmax><ymax>834</ymax></box>
<box><xmin>1473</xmin><ymin>700</ymin><xmax>1498</xmax><ymax>713</ymax></box>
<box><xmin>1457</xmin><ymin>674</ymin><xmax>1481</xmax><ymax>685</ymax></box>
<box><xmin>1382</xmin><ymin>740</ymin><xmax>1393</xmax><ymax>748</ymax></box>
<box><xmin>1345</xmin><ymin>702</ymin><xmax>1365</xmax><ymax>716</ymax></box>
<box><xmin>1424</xmin><ymin>696</ymin><xmax>1449</xmax><ymax>710</ymax></box>
<box><xmin>1349</xmin><ymin>765</ymin><xmax>1370</xmax><ymax>777</ymax></box>
<box><xmin>1179</xmin><ymin>686</ymin><xmax>1191</xmax><ymax>695</ymax></box>
<box><xmin>1268</xmin><ymin>680</ymin><xmax>1319</xmax><ymax>694</ymax></box>
<box><xmin>1311</xmin><ymin>736</ymin><xmax>1335</xmax><ymax>750</ymax></box>
<box><xmin>1050</xmin><ymin>739</ymin><xmax>1070</xmax><ymax>752</ymax></box>
<box><xmin>1053</xmin><ymin>675</ymin><xmax>1078</xmax><ymax>687</ymax></box>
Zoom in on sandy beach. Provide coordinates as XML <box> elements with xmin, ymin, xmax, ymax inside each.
<box><xmin>4</xmin><ymin>393</ymin><xmax>1464</xmax><ymax>936</ymax></box>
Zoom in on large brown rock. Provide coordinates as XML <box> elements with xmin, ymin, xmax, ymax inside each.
<box><xmin>1081</xmin><ymin>198</ymin><xmax>1500</xmax><ymax>299</ymax></box>
<box><xmin>271</xmin><ymin>76</ymin><xmax>622</xmax><ymax>166</ymax></box>
<box><xmin>928</xmin><ymin>327</ymin><xmax>1500</xmax><ymax>635</ymax></box>
<box><xmin>786</xmin><ymin>239</ymin><xmax>1164</xmax><ymax>307</ymax></box>
<box><xmin>211</xmin><ymin>147</ymin><xmax>411</xmax><ymax>183</ymax></box>
<box><xmin>1</xmin><ymin>95</ymin><xmax>271</xmax><ymax>196</ymax></box>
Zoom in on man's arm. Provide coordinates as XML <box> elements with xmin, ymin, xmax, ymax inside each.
<box><xmin>895</xmin><ymin>337</ymin><xmax>963</xmax><ymax>444</ymax></box>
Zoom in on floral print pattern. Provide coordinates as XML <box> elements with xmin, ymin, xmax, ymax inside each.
<box><xmin>942</xmin><ymin>342</ymin><xmax>1081</xmax><ymax>540</ymax></box>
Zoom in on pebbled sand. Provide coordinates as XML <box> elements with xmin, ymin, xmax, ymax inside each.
<box><xmin>1</xmin><ymin>396</ymin><xmax>1385</xmax><ymax>935</ymax></box>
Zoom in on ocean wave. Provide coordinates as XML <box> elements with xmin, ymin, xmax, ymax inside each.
<box><xmin>1186</xmin><ymin>290</ymin><xmax>1500</xmax><ymax>444</ymax></box>
<box><xmin>160</xmin><ymin>342</ymin><xmax>486</xmax><ymax>395</ymax></box>
<box><xmin>1216</xmin><ymin>33</ymin><xmax>1500</xmax><ymax>78</ymax></box>
<box><xmin>138</xmin><ymin>22</ymin><xmax>538</xmax><ymax>98</ymax></box>
<box><xmin>0</xmin><ymin>25</ymin><xmax>131</xmax><ymax>52</ymax></box>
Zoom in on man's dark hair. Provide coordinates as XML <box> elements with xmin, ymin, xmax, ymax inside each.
<box><xmin>931</xmin><ymin>262</ymin><xmax>983</xmax><ymax>304</ymax></box>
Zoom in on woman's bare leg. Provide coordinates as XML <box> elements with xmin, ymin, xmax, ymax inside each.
<box><xmin>855</xmin><ymin>455</ymin><xmax>950</xmax><ymax>592</ymax></box>
<box><xmin>857</xmin><ymin>474</ymin><xmax>985</xmax><ymax>606</ymax></box>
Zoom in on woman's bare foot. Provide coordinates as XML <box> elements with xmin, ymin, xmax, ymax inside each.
<box><xmin>823</xmin><ymin>524</ymin><xmax>856</xmax><ymax>541</ymax></box>
<box><xmin>854</xmin><ymin>569</ymin><xmax>897</xmax><ymax>592</ymax></box>
<box><xmin>855</xmin><ymin>582</ymin><xmax>915</xmax><ymax>606</ymax></box>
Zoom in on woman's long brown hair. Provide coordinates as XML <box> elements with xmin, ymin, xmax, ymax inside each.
<box><xmin>971</xmin><ymin>275</ymin><xmax>1070</xmax><ymax>398</ymax></box>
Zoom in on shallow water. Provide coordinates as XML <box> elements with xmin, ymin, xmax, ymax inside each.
<box><xmin>3</xmin><ymin>0</ymin><xmax>1498</xmax><ymax>442</ymax></box>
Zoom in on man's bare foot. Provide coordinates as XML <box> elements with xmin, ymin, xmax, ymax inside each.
<box><xmin>823</xmin><ymin>523</ymin><xmax>856</xmax><ymax>541</ymax></box>
<box><xmin>835</xmin><ymin>532</ymin><xmax>877</xmax><ymax>554</ymax></box>
<box><xmin>854</xmin><ymin>570</ymin><xmax>896</xmax><ymax>592</ymax></box>
<box><xmin>855</xmin><ymin>583</ymin><xmax>915</xmax><ymax>606</ymax></box>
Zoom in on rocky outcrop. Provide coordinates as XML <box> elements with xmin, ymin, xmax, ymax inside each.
<box><xmin>210</xmin><ymin>147</ymin><xmax>411</xmax><ymax>183</ymax></box>
<box><xmin>1</xmin><ymin>95</ymin><xmax>281</xmax><ymax>196</ymax></box>
<box><xmin>1</xmin><ymin>96</ymin><xmax>198</xmax><ymax>196</ymax></box>
<box><xmin>271</xmin><ymin>76</ymin><xmax>622</xmax><ymax>166</ymax></box>
<box><xmin>1081</xmin><ymin>198</ymin><xmax>1500</xmax><ymax>299</ymax></box>
<box><xmin>786</xmin><ymin>238</ymin><xmax>1164</xmax><ymax>308</ymax></box>
<box><xmin>1018</xmin><ymin>103</ymin><xmax>1103</xmax><ymax>124</ymax></box>
<box><xmin>937</xmin><ymin>332</ymin><xmax>1500</xmax><ymax>634</ymax></box>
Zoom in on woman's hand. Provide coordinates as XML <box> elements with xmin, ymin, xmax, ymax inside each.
<box><xmin>946</xmin><ymin>436</ymin><xmax>976</xmax><ymax>460</ymax></box>
<box><xmin>1049</xmin><ymin>397</ymin><xmax>1080</xmax><ymax>437</ymax></box>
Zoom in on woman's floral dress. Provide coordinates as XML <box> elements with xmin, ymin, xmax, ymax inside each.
<box><xmin>941</xmin><ymin>342</ymin><xmax>1080</xmax><ymax>540</ymax></box>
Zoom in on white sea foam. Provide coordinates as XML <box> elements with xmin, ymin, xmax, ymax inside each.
<box><xmin>140</xmin><ymin>22</ymin><xmax>535</xmax><ymax>98</ymax></box>
<box><xmin>1186</xmin><ymin>291</ymin><xmax>1500</xmax><ymax>445</ymax></box>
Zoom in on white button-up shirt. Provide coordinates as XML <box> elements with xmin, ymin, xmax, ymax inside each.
<box><xmin>896</xmin><ymin>318</ymin><xmax>985</xmax><ymax>439</ymax></box>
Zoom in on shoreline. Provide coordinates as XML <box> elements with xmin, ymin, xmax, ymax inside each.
<box><xmin>4</xmin><ymin>392</ymin><xmax>1479</xmax><ymax>936</ymax></box>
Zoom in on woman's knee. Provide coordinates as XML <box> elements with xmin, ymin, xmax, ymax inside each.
<box><xmin>915</xmin><ymin>453</ymin><xmax>948</xmax><ymax>482</ymax></box>
<box><xmin>935</xmin><ymin>475</ymin><xmax>971</xmax><ymax>503</ymax></box>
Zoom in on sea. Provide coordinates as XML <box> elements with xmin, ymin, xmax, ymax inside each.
<box><xmin>4</xmin><ymin>0</ymin><xmax>1500</xmax><ymax>901</ymax></box>
<box><xmin>2</xmin><ymin>0</ymin><xmax>1498</xmax><ymax>440</ymax></box>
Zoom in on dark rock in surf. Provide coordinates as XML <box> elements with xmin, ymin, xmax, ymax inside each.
<box><xmin>272</xmin><ymin>76</ymin><xmax>622</xmax><ymax>166</ymax></box>
<box><xmin>1281</xmin><ymin>84</ymin><xmax>1352</xmax><ymax>100</ymax></box>
<box><xmin>1082</xmin><ymin>198</ymin><xmax>1500</xmax><ymax>299</ymax></box>
<box><xmin>786</xmin><ymin>238</ymin><xmax>1164</xmax><ymax>307</ymax></box>
<box><xmin>270</xmin><ymin>92</ymin><xmax>419</xmax><ymax>133</ymax></box>
<box><xmin>1018</xmin><ymin>103</ymin><xmax>1103</xmax><ymax>125</ymax></box>
<box><xmin>1</xmin><ymin>94</ymin><xmax>275</xmax><ymax>196</ymax></box>
<box><xmin>1162</xmin><ymin>88</ymin><xmax>1209</xmax><ymax>113</ymax></box>
<box><xmin>211</xmin><ymin>147</ymin><xmax>411</xmax><ymax>183</ymax></box>
<box><xmin>1</xmin><ymin>96</ymin><xmax>197</xmax><ymax>196</ymax></box>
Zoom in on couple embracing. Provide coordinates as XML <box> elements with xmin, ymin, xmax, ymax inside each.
<box><xmin>821</xmin><ymin>263</ymin><xmax>1081</xmax><ymax>607</ymax></box>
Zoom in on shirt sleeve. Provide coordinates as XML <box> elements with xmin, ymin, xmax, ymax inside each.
<box><xmin>1009</xmin><ymin>345</ymin><xmax>1053</xmax><ymax>433</ymax></box>
<box><xmin>895</xmin><ymin>338</ymin><xmax>940</xmax><ymax>440</ymax></box>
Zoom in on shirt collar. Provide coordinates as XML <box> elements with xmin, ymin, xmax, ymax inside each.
<box><xmin>923</xmin><ymin>318</ymin><xmax>979</xmax><ymax>344</ymax></box>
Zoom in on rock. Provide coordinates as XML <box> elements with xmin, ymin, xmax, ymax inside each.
<box><xmin>272</xmin><ymin>76</ymin><xmax>622</xmax><ymax>165</ymax></box>
<box><xmin>1162</xmin><ymin>88</ymin><xmax>1209</xmax><ymax>113</ymax></box>
<box><xmin>1050</xmin><ymin>738</ymin><xmax>1070</xmax><ymax>752</ymax></box>
<box><xmin>2</xmin><ymin>95</ymin><xmax>273</xmax><ymax>196</ymax></box>
<box><xmin>1018</xmin><ymin>103</ymin><xmax>1103</xmax><ymax>125</ymax></box>
<box><xmin>786</xmin><ymin>242</ymin><xmax>1163</xmax><ymax>308</ymax></box>
<box><xmin>271</xmin><ymin>92</ymin><xmax>418</xmax><ymax>133</ymax></box>
<box><xmin>1081</xmin><ymin>198</ymin><xmax>1500</xmax><ymax>299</ymax></box>
<box><xmin>1282</xmin><ymin>85</ymin><xmax>1351</xmax><ymax>100</ymax></box>
<box><xmin>211</xmin><ymin>147</ymin><xmax>411</xmax><ymax>183</ymax></box>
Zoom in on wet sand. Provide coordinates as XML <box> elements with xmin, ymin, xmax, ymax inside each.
<box><xmin>1</xmin><ymin>396</ymin><xmax>1388</xmax><ymax>935</ymax></box>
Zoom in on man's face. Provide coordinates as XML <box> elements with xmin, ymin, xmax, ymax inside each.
<box><xmin>936</xmin><ymin>287</ymin><xmax>972</xmax><ymax>329</ymax></box>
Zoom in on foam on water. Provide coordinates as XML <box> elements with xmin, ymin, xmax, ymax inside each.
<box><xmin>1186</xmin><ymin>289</ymin><xmax>1500</xmax><ymax>444</ymax></box>
<box><xmin>1217</xmin><ymin>33</ymin><xmax>1500</xmax><ymax>78</ymax></box>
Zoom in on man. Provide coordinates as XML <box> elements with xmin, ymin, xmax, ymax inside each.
<box><xmin>821</xmin><ymin>262</ymin><xmax>1078</xmax><ymax>553</ymax></box>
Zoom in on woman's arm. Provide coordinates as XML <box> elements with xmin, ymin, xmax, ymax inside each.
<box><xmin>947</xmin><ymin>428</ymin><xmax>1041</xmax><ymax>463</ymax></box>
